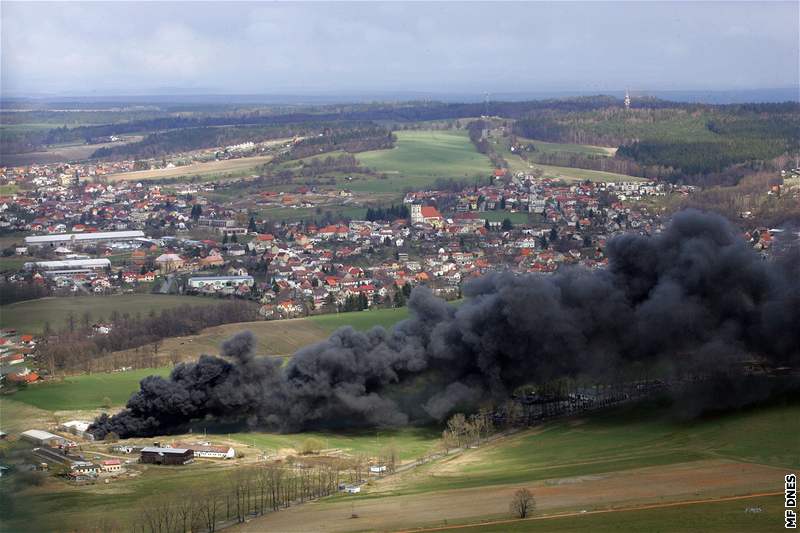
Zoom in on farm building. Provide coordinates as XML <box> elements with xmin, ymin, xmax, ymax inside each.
<box><xmin>20</xmin><ymin>429</ymin><xmax>69</xmax><ymax>447</ymax></box>
<box><xmin>140</xmin><ymin>447</ymin><xmax>194</xmax><ymax>465</ymax></box>
<box><xmin>24</xmin><ymin>230</ymin><xmax>145</xmax><ymax>248</ymax></box>
<box><xmin>175</xmin><ymin>442</ymin><xmax>236</xmax><ymax>459</ymax></box>
<box><xmin>58</xmin><ymin>420</ymin><xmax>95</xmax><ymax>441</ymax></box>
<box><xmin>100</xmin><ymin>459</ymin><xmax>123</xmax><ymax>472</ymax></box>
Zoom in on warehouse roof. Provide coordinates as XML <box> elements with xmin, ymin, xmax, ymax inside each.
<box><xmin>21</xmin><ymin>429</ymin><xmax>62</xmax><ymax>441</ymax></box>
<box><xmin>140</xmin><ymin>447</ymin><xmax>191</xmax><ymax>454</ymax></box>
<box><xmin>25</xmin><ymin>231</ymin><xmax>145</xmax><ymax>244</ymax></box>
<box><xmin>24</xmin><ymin>258</ymin><xmax>111</xmax><ymax>270</ymax></box>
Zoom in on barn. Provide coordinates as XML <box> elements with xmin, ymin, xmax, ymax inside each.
<box><xmin>139</xmin><ymin>447</ymin><xmax>194</xmax><ymax>465</ymax></box>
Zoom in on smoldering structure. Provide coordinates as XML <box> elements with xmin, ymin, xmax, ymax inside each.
<box><xmin>90</xmin><ymin>210</ymin><xmax>800</xmax><ymax>439</ymax></box>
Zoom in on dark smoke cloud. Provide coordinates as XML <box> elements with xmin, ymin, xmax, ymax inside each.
<box><xmin>90</xmin><ymin>210</ymin><xmax>800</xmax><ymax>439</ymax></box>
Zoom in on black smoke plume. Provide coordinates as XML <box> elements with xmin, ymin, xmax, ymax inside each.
<box><xmin>90</xmin><ymin>210</ymin><xmax>800</xmax><ymax>439</ymax></box>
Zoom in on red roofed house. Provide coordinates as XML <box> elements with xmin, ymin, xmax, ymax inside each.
<box><xmin>411</xmin><ymin>204</ymin><xmax>444</xmax><ymax>228</ymax></box>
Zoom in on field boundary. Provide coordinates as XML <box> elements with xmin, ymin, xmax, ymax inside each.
<box><xmin>393</xmin><ymin>491</ymin><xmax>784</xmax><ymax>532</ymax></box>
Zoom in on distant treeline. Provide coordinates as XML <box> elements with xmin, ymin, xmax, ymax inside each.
<box><xmin>0</xmin><ymin>96</ymin><xmax>680</xmax><ymax>156</ymax></box>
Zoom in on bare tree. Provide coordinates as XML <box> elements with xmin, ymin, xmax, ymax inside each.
<box><xmin>509</xmin><ymin>488</ymin><xmax>535</xmax><ymax>519</ymax></box>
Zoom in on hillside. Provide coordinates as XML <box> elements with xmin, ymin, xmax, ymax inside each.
<box><xmin>233</xmin><ymin>400</ymin><xmax>798</xmax><ymax>532</ymax></box>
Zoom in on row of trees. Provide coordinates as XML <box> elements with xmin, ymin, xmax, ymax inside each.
<box><xmin>365</xmin><ymin>203</ymin><xmax>410</xmax><ymax>222</ymax></box>
<box><xmin>38</xmin><ymin>300</ymin><xmax>260</xmax><ymax>374</ymax></box>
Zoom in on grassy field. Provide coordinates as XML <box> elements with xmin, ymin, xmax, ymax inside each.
<box><xmin>0</xmin><ymin>294</ymin><xmax>223</xmax><ymax>334</ymax></box>
<box><xmin>356</xmin><ymin>130</ymin><xmax>493</xmax><ymax>191</ymax></box>
<box><xmin>382</xmin><ymin>400</ymin><xmax>800</xmax><ymax>497</ymax></box>
<box><xmin>0</xmin><ymin>255</ymin><xmax>33</xmax><ymax>272</ymax></box>
<box><xmin>309</xmin><ymin>306</ymin><xmax>411</xmax><ymax>332</ymax></box>
<box><xmin>229</xmin><ymin>426</ymin><xmax>441</xmax><ymax>461</ymax></box>
<box><xmin>7</xmin><ymin>307</ymin><xmax>416</xmax><ymax>412</ymax></box>
<box><xmin>520</xmin><ymin>138</ymin><xmax>617</xmax><ymax>157</ymax></box>
<box><xmin>493</xmin><ymin>134</ymin><xmax>643</xmax><ymax>183</ymax></box>
<box><xmin>476</xmin><ymin>211</ymin><xmax>532</xmax><ymax>224</ymax></box>
<box><xmin>9</xmin><ymin>367</ymin><xmax>172</xmax><ymax>411</ymax></box>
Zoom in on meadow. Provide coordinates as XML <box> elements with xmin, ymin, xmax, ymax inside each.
<box><xmin>228</xmin><ymin>426</ymin><xmax>441</xmax><ymax>461</ymax></box>
<box><xmin>379</xmin><ymin>400</ymin><xmax>800</xmax><ymax>497</ymax></box>
<box><xmin>356</xmin><ymin>130</ymin><xmax>493</xmax><ymax>191</ymax></box>
<box><xmin>8</xmin><ymin>367</ymin><xmax>172</xmax><ymax>411</ymax></box>
<box><xmin>0</xmin><ymin>294</ymin><xmax>224</xmax><ymax>334</ymax></box>
<box><xmin>520</xmin><ymin>138</ymin><xmax>617</xmax><ymax>157</ymax></box>
<box><xmin>231</xmin><ymin>400</ymin><xmax>797</xmax><ymax>532</ymax></box>
<box><xmin>6</xmin><ymin>306</ymin><xmax>415</xmax><ymax>413</ymax></box>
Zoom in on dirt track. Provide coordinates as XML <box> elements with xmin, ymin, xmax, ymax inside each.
<box><xmin>231</xmin><ymin>459</ymin><xmax>785</xmax><ymax>532</ymax></box>
<box><xmin>103</xmin><ymin>155</ymin><xmax>274</xmax><ymax>181</ymax></box>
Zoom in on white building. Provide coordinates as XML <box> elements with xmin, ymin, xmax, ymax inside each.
<box><xmin>187</xmin><ymin>275</ymin><xmax>254</xmax><ymax>292</ymax></box>
<box><xmin>25</xmin><ymin>230</ymin><xmax>145</xmax><ymax>248</ymax></box>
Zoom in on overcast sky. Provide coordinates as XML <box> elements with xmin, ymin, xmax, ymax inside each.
<box><xmin>2</xmin><ymin>1</ymin><xmax>798</xmax><ymax>97</ymax></box>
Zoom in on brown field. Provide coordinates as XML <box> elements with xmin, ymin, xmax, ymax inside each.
<box><xmin>101</xmin><ymin>154</ymin><xmax>274</xmax><ymax>182</ymax></box>
<box><xmin>0</xmin><ymin>137</ymin><xmax>144</xmax><ymax>167</ymax></box>
<box><xmin>232</xmin><ymin>460</ymin><xmax>784</xmax><ymax>532</ymax></box>
<box><xmin>104</xmin><ymin>317</ymin><xmax>330</xmax><ymax>366</ymax></box>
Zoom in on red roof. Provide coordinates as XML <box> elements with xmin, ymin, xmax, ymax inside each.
<box><xmin>420</xmin><ymin>206</ymin><xmax>442</xmax><ymax>219</ymax></box>
<box><xmin>7</xmin><ymin>372</ymin><xmax>38</xmax><ymax>383</ymax></box>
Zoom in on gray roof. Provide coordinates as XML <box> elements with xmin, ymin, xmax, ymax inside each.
<box><xmin>140</xmin><ymin>447</ymin><xmax>190</xmax><ymax>454</ymax></box>
<box><xmin>25</xmin><ymin>258</ymin><xmax>111</xmax><ymax>270</ymax></box>
<box><xmin>25</xmin><ymin>231</ymin><xmax>145</xmax><ymax>244</ymax></box>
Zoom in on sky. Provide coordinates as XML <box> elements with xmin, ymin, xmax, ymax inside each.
<box><xmin>1</xmin><ymin>1</ymin><xmax>798</xmax><ymax>97</ymax></box>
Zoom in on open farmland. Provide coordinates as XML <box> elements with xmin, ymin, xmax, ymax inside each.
<box><xmin>493</xmin><ymin>137</ymin><xmax>643</xmax><ymax>182</ymax></box>
<box><xmin>393</xmin><ymin>494</ymin><xmax>783</xmax><ymax>533</ymax></box>
<box><xmin>7</xmin><ymin>307</ymin><xmax>414</xmax><ymax>413</ymax></box>
<box><xmin>228</xmin><ymin>426</ymin><xmax>441</xmax><ymax>461</ymax></box>
<box><xmin>101</xmin><ymin>154</ymin><xmax>274</xmax><ymax>182</ymax></box>
<box><xmin>234</xmin><ymin>401</ymin><xmax>797</xmax><ymax>532</ymax></box>
<box><xmin>356</xmin><ymin>130</ymin><xmax>493</xmax><ymax>191</ymax></box>
<box><xmin>520</xmin><ymin>138</ymin><xmax>617</xmax><ymax>157</ymax></box>
<box><xmin>0</xmin><ymin>294</ymin><xmax>224</xmax><ymax>334</ymax></box>
<box><xmin>8</xmin><ymin>367</ymin><xmax>172</xmax><ymax>411</ymax></box>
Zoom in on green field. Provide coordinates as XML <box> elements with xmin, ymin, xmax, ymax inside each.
<box><xmin>455</xmin><ymin>495</ymin><xmax>782</xmax><ymax>533</ymax></box>
<box><xmin>0</xmin><ymin>294</ymin><xmax>223</xmax><ymax>334</ymax></box>
<box><xmin>493</xmin><ymin>133</ymin><xmax>644</xmax><ymax>182</ymax></box>
<box><xmin>8</xmin><ymin>367</ymin><xmax>171</xmax><ymax>411</ymax></box>
<box><xmin>384</xmin><ymin>401</ymin><xmax>799</xmax><ymax>497</ymax></box>
<box><xmin>229</xmin><ymin>426</ymin><xmax>440</xmax><ymax>461</ymax></box>
<box><xmin>476</xmin><ymin>211</ymin><xmax>531</xmax><ymax>224</ymax></box>
<box><xmin>356</xmin><ymin>130</ymin><xmax>493</xmax><ymax>191</ymax></box>
<box><xmin>6</xmin><ymin>306</ymin><xmax>415</xmax><ymax>413</ymax></box>
<box><xmin>0</xmin><ymin>255</ymin><xmax>32</xmax><ymax>272</ymax></box>
<box><xmin>309</xmin><ymin>306</ymin><xmax>411</xmax><ymax>332</ymax></box>
<box><xmin>520</xmin><ymin>138</ymin><xmax>616</xmax><ymax>157</ymax></box>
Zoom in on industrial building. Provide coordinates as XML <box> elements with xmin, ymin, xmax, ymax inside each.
<box><xmin>175</xmin><ymin>442</ymin><xmax>236</xmax><ymax>459</ymax></box>
<box><xmin>58</xmin><ymin>420</ymin><xmax>96</xmax><ymax>441</ymax></box>
<box><xmin>187</xmin><ymin>275</ymin><xmax>254</xmax><ymax>292</ymax></box>
<box><xmin>20</xmin><ymin>429</ymin><xmax>69</xmax><ymax>447</ymax></box>
<box><xmin>139</xmin><ymin>447</ymin><xmax>194</xmax><ymax>465</ymax></box>
<box><xmin>24</xmin><ymin>230</ymin><xmax>145</xmax><ymax>248</ymax></box>
<box><xmin>24</xmin><ymin>258</ymin><xmax>111</xmax><ymax>273</ymax></box>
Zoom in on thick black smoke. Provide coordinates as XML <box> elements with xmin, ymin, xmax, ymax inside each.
<box><xmin>90</xmin><ymin>210</ymin><xmax>800</xmax><ymax>439</ymax></box>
